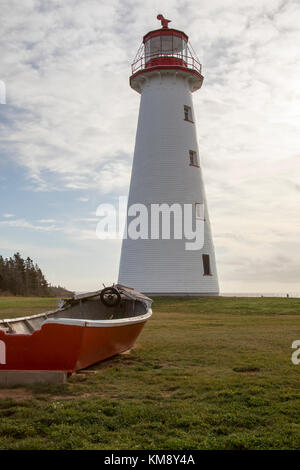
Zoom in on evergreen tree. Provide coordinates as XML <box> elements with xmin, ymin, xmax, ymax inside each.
<box><xmin>0</xmin><ymin>252</ymin><xmax>72</xmax><ymax>297</ymax></box>
<box><xmin>0</xmin><ymin>253</ymin><xmax>49</xmax><ymax>296</ymax></box>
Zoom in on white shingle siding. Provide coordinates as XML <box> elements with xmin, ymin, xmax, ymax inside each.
<box><xmin>118</xmin><ymin>71</ymin><xmax>219</xmax><ymax>295</ymax></box>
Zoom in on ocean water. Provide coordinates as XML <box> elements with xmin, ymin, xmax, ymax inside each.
<box><xmin>221</xmin><ymin>292</ymin><xmax>300</xmax><ymax>298</ymax></box>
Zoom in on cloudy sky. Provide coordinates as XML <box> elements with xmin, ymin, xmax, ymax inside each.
<box><xmin>0</xmin><ymin>0</ymin><xmax>299</xmax><ymax>293</ymax></box>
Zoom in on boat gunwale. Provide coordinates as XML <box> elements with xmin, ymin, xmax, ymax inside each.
<box><xmin>0</xmin><ymin>308</ymin><xmax>64</xmax><ymax>325</ymax></box>
<box><xmin>43</xmin><ymin>309</ymin><xmax>153</xmax><ymax>328</ymax></box>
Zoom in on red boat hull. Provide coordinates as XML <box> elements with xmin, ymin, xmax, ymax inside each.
<box><xmin>0</xmin><ymin>321</ymin><xmax>147</xmax><ymax>372</ymax></box>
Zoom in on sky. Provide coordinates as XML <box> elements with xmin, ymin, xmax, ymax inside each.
<box><xmin>0</xmin><ymin>0</ymin><xmax>299</xmax><ymax>293</ymax></box>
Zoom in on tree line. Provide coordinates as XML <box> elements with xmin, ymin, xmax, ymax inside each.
<box><xmin>0</xmin><ymin>252</ymin><xmax>72</xmax><ymax>297</ymax></box>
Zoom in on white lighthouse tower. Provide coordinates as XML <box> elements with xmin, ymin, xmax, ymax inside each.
<box><xmin>118</xmin><ymin>15</ymin><xmax>219</xmax><ymax>296</ymax></box>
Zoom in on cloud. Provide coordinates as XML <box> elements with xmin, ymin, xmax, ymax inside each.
<box><xmin>38</xmin><ymin>218</ymin><xmax>57</xmax><ymax>223</ymax></box>
<box><xmin>0</xmin><ymin>0</ymin><xmax>136</xmax><ymax>194</ymax></box>
<box><xmin>0</xmin><ymin>218</ymin><xmax>60</xmax><ymax>232</ymax></box>
<box><xmin>2</xmin><ymin>213</ymin><xmax>14</xmax><ymax>218</ymax></box>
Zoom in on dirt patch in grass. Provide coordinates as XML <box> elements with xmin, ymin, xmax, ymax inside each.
<box><xmin>48</xmin><ymin>391</ymin><xmax>122</xmax><ymax>401</ymax></box>
<box><xmin>233</xmin><ymin>367</ymin><xmax>261</xmax><ymax>374</ymax></box>
<box><xmin>160</xmin><ymin>362</ymin><xmax>174</xmax><ymax>368</ymax></box>
<box><xmin>50</xmin><ymin>392</ymin><xmax>95</xmax><ymax>401</ymax></box>
<box><xmin>0</xmin><ymin>388</ymin><xmax>33</xmax><ymax>401</ymax></box>
<box><xmin>75</xmin><ymin>370</ymin><xmax>98</xmax><ymax>376</ymax></box>
<box><xmin>0</xmin><ymin>388</ymin><xmax>116</xmax><ymax>402</ymax></box>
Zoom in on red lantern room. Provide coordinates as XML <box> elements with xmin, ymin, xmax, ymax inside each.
<box><xmin>130</xmin><ymin>14</ymin><xmax>203</xmax><ymax>93</ymax></box>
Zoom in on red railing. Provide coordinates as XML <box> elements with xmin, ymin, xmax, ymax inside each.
<box><xmin>131</xmin><ymin>52</ymin><xmax>202</xmax><ymax>75</ymax></box>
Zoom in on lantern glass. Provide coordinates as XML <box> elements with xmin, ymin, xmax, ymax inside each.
<box><xmin>161</xmin><ymin>35</ymin><xmax>173</xmax><ymax>56</ymax></box>
<box><xmin>145</xmin><ymin>34</ymin><xmax>188</xmax><ymax>62</ymax></box>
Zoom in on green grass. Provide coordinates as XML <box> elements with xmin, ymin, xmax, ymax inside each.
<box><xmin>0</xmin><ymin>296</ymin><xmax>300</xmax><ymax>449</ymax></box>
<box><xmin>0</xmin><ymin>297</ymin><xmax>58</xmax><ymax>320</ymax></box>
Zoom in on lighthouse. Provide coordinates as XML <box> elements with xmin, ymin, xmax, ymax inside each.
<box><xmin>118</xmin><ymin>15</ymin><xmax>219</xmax><ymax>296</ymax></box>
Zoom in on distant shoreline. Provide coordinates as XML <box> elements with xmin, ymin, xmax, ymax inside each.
<box><xmin>221</xmin><ymin>292</ymin><xmax>300</xmax><ymax>298</ymax></box>
<box><xmin>0</xmin><ymin>292</ymin><xmax>299</xmax><ymax>299</ymax></box>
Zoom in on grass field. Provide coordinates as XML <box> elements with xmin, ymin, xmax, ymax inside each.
<box><xmin>0</xmin><ymin>295</ymin><xmax>300</xmax><ymax>450</ymax></box>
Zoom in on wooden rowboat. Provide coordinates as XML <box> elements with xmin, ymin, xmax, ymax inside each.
<box><xmin>0</xmin><ymin>285</ymin><xmax>152</xmax><ymax>372</ymax></box>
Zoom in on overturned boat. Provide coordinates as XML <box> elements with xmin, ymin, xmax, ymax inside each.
<box><xmin>0</xmin><ymin>285</ymin><xmax>152</xmax><ymax>372</ymax></box>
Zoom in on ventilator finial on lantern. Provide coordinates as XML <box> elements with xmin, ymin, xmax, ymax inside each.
<box><xmin>157</xmin><ymin>14</ymin><xmax>171</xmax><ymax>29</ymax></box>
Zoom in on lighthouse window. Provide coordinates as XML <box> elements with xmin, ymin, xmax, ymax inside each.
<box><xmin>202</xmin><ymin>254</ymin><xmax>212</xmax><ymax>276</ymax></box>
<box><xmin>189</xmin><ymin>150</ymin><xmax>199</xmax><ymax>167</ymax></box>
<box><xmin>184</xmin><ymin>105</ymin><xmax>193</xmax><ymax>122</ymax></box>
